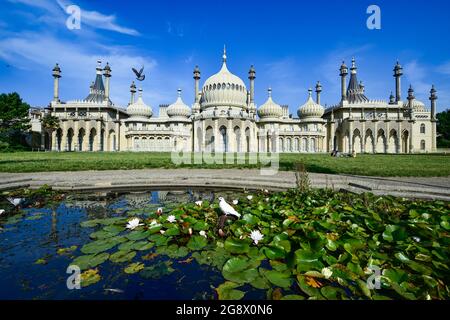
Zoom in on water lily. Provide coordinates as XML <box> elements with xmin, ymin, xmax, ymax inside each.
<box><xmin>126</xmin><ymin>218</ymin><xmax>143</xmax><ymax>230</ymax></box>
<box><xmin>195</xmin><ymin>200</ymin><xmax>203</xmax><ymax>206</ymax></box>
<box><xmin>199</xmin><ymin>230</ymin><xmax>207</xmax><ymax>238</ymax></box>
<box><xmin>188</xmin><ymin>228</ymin><xmax>193</xmax><ymax>235</ymax></box>
<box><xmin>321</xmin><ymin>267</ymin><xmax>333</xmax><ymax>279</ymax></box>
<box><xmin>247</xmin><ymin>195</ymin><xmax>253</xmax><ymax>200</ymax></box>
<box><xmin>232</xmin><ymin>199</ymin><xmax>238</xmax><ymax>205</ymax></box>
<box><xmin>160</xmin><ymin>230</ymin><xmax>166</xmax><ymax>234</ymax></box>
<box><xmin>156</xmin><ymin>207</ymin><xmax>163</xmax><ymax>215</ymax></box>
<box><xmin>167</xmin><ymin>215</ymin><xmax>176</xmax><ymax>223</ymax></box>
<box><xmin>250</xmin><ymin>230</ymin><xmax>263</xmax><ymax>245</ymax></box>
<box><xmin>412</xmin><ymin>236</ymin><xmax>421</xmax><ymax>242</ymax></box>
<box><xmin>264</xmin><ymin>189</ymin><xmax>269</xmax><ymax>194</ymax></box>
<box><xmin>265</xmin><ymin>198</ymin><xmax>269</xmax><ymax>202</ymax></box>
<box><xmin>0</xmin><ymin>209</ymin><xmax>5</xmax><ymax>215</ymax></box>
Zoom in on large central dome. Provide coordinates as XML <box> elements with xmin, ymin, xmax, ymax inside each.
<box><xmin>201</xmin><ymin>48</ymin><xmax>247</xmax><ymax>109</ymax></box>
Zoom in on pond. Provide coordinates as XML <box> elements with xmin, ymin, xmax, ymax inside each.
<box><xmin>1</xmin><ymin>186</ymin><xmax>448</xmax><ymax>300</ymax></box>
<box><xmin>0</xmin><ymin>189</ymin><xmax>266</xmax><ymax>300</ymax></box>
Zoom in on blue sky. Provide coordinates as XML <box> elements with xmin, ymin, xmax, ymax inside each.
<box><xmin>0</xmin><ymin>0</ymin><xmax>449</xmax><ymax>115</ymax></box>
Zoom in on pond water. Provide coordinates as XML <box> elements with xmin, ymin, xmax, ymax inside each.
<box><xmin>0</xmin><ymin>189</ymin><xmax>266</xmax><ymax>300</ymax></box>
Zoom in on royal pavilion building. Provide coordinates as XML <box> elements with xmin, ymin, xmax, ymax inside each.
<box><xmin>34</xmin><ymin>49</ymin><xmax>437</xmax><ymax>154</ymax></box>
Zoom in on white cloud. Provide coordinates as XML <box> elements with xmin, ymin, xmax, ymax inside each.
<box><xmin>9</xmin><ymin>0</ymin><xmax>139</xmax><ymax>36</ymax></box>
<box><xmin>57</xmin><ymin>0</ymin><xmax>139</xmax><ymax>36</ymax></box>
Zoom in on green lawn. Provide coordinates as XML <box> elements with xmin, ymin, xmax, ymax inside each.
<box><xmin>0</xmin><ymin>152</ymin><xmax>449</xmax><ymax>176</ymax></box>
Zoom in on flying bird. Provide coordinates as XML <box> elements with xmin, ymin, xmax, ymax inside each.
<box><xmin>132</xmin><ymin>65</ymin><xmax>145</xmax><ymax>81</ymax></box>
<box><xmin>218</xmin><ymin>197</ymin><xmax>241</xmax><ymax>218</ymax></box>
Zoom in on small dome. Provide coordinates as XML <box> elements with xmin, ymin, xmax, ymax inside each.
<box><xmin>258</xmin><ymin>88</ymin><xmax>283</xmax><ymax>119</ymax></box>
<box><xmin>403</xmin><ymin>98</ymin><xmax>426</xmax><ymax>112</ymax></box>
<box><xmin>298</xmin><ymin>89</ymin><xmax>324</xmax><ymax>119</ymax></box>
<box><xmin>201</xmin><ymin>48</ymin><xmax>248</xmax><ymax>109</ymax></box>
<box><xmin>103</xmin><ymin>62</ymin><xmax>111</xmax><ymax>71</ymax></box>
<box><xmin>127</xmin><ymin>88</ymin><xmax>152</xmax><ymax>119</ymax></box>
<box><xmin>167</xmin><ymin>89</ymin><xmax>191</xmax><ymax>118</ymax></box>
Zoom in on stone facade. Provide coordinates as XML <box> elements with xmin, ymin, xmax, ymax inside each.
<box><xmin>35</xmin><ymin>52</ymin><xmax>437</xmax><ymax>154</ymax></box>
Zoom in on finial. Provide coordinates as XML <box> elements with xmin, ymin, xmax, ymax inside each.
<box><xmin>138</xmin><ymin>88</ymin><xmax>143</xmax><ymax>97</ymax></box>
<box><xmin>268</xmin><ymin>87</ymin><xmax>272</xmax><ymax>98</ymax></box>
<box><xmin>177</xmin><ymin>88</ymin><xmax>182</xmax><ymax>97</ymax></box>
<box><xmin>223</xmin><ymin>45</ymin><xmax>227</xmax><ymax>63</ymax></box>
<box><xmin>308</xmin><ymin>88</ymin><xmax>313</xmax><ymax>97</ymax></box>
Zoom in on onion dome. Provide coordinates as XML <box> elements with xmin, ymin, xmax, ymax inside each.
<box><xmin>258</xmin><ymin>88</ymin><xmax>283</xmax><ymax>119</ymax></box>
<box><xmin>127</xmin><ymin>88</ymin><xmax>152</xmax><ymax>119</ymax></box>
<box><xmin>201</xmin><ymin>47</ymin><xmax>248</xmax><ymax>109</ymax></box>
<box><xmin>404</xmin><ymin>85</ymin><xmax>426</xmax><ymax>112</ymax></box>
<box><xmin>298</xmin><ymin>89</ymin><xmax>325</xmax><ymax>119</ymax></box>
<box><xmin>167</xmin><ymin>89</ymin><xmax>191</xmax><ymax>118</ymax></box>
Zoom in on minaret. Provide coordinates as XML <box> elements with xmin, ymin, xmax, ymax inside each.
<box><xmin>193</xmin><ymin>65</ymin><xmax>201</xmax><ymax>103</ymax></box>
<box><xmin>248</xmin><ymin>65</ymin><xmax>256</xmax><ymax>105</ymax></box>
<box><xmin>407</xmin><ymin>85</ymin><xmax>415</xmax><ymax>108</ymax></box>
<box><xmin>339</xmin><ymin>61</ymin><xmax>348</xmax><ymax>101</ymax></box>
<box><xmin>52</xmin><ymin>63</ymin><xmax>61</xmax><ymax>102</ymax></box>
<box><xmin>407</xmin><ymin>85</ymin><xmax>415</xmax><ymax>120</ymax></box>
<box><xmin>103</xmin><ymin>62</ymin><xmax>111</xmax><ymax>103</ymax></box>
<box><xmin>430</xmin><ymin>85</ymin><xmax>437</xmax><ymax>151</ymax></box>
<box><xmin>193</xmin><ymin>65</ymin><xmax>201</xmax><ymax>114</ymax></box>
<box><xmin>393</xmin><ymin>61</ymin><xmax>403</xmax><ymax>102</ymax></box>
<box><xmin>315</xmin><ymin>81</ymin><xmax>322</xmax><ymax>105</ymax></box>
<box><xmin>389</xmin><ymin>91</ymin><xmax>395</xmax><ymax>104</ymax></box>
<box><xmin>130</xmin><ymin>81</ymin><xmax>136</xmax><ymax>104</ymax></box>
<box><xmin>359</xmin><ymin>81</ymin><xmax>365</xmax><ymax>94</ymax></box>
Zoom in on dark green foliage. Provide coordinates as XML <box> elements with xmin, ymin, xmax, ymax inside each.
<box><xmin>436</xmin><ymin>109</ymin><xmax>450</xmax><ymax>148</ymax></box>
<box><xmin>0</xmin><ymin>92</ymin><xmax>31</xmax><ymax>150</ymax></box>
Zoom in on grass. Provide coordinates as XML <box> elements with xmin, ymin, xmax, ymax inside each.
<box><xmin>0</xmin><ymin>152</ymin><xmax>449</xmax><ymax>176</ymax></box>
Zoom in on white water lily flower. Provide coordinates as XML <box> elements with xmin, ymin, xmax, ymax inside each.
<box><xmin>188</xmin><ymin>228</ymin><xmax>193</xmax><ymax>235</ymax></box>
<box><xmin>250</xmin><ymin>230</ymin><xmax>264</xmax><ymax>245</ymax></box>
<box><xmin>160</xmin><ymin>230</ymin><xmax>166</xmax><ymax>234</ymax></box>
<box><xmin>167</xmin><ymin>215</ymin><xmax>176</xmax><ymax>223</ymax></box>
<box><xmin>0</xmin><ymin>209</ymin><xmax>5</xmax><ymax>215</ymax></box>
<box><xmin>232</xmin><ymin>199</ymin><xmax>238</xmax><ymax>205</ymax></box>
<box><xmin>265</xmin><ymin>198</ymin><xmax>269</xmax><ymax>202</ymax></box>
<box><xmin>149</xmin><ymin>220</ymin><xmax>160</xmax><ymax>227</ymax></box>
<box><xmin>126</xmin><ymin>218</ymin><xmax>143</xmax><ymax>230</ymax></box>
<box><xmin>195</xmin><ymin>200</ymin><xmax>203</xmax><ymax>206</ymax></box>
<box><xmin>156</xmin><ymin>207</ymin><xmax>163</xmax><ymax>215</ymax></box>
<box><xmin>247</xmin><ymin>195</ymin><xmax>253</xmax><ymax>200</ymax></box>
<box><xmin>322</xmin><ymin>267</ymin><xmax>333</xmax><ymax>279</ymax></box>
<box><xmin>264</xmin><ymin>189</ymin><xmax>269</xmax><ymax>193</ymax></box>
<box><xmin>199</xmin><ymin>230</ymin><xmax>207</xmax><ymax>238</ymax></box>
<box><xmin>412</xmin><ymin>236</ymin><xmax>421</xmax><ymax>242</ymax></box>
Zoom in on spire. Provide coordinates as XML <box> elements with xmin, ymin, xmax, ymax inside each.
<box><xmin>350</xmin><ymin>57</ymin><xmax>357</xmax><ymax>74</ymax></box>
<box><xmin>138</xmin><ymin>88</ymin><xmax>143</xmax><ymax>98</ymax></box>
<box><xmin>408</xmin><ymin>85</ymin><xmax>415</xmax><ymax>100</ymax></box>
<box><xmin>308</xmin><ymin>88</ymin><xmax>313</xmax><ymax>99</ymax></box>
<box><xmin>177</xmin><ymin>88</ymin><xmax>182</xmax><ymax>98</ymax></box>
<box><xmin>346</xmin><ymin>57</ymin><xmax>368</xmax><ymax>103</ymax></box>
<box><xmin>222</xmin><ymin>45</ymin><xmax>227</xmax><ymax>63</ymax></box>
<box><xmin>96</xmin><ymin>60</ymin><xmax>102</xmax><ymax>74</ymax></box>
<box><xmin>268</xmin><ymin>87</ymin><xmax>272</xmax><ymax>98</ymax></box>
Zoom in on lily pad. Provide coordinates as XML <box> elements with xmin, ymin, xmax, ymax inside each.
<box><xmin>124</xmin><ymin>262</ymin><xmax>145</xmax><ymax>274</ymax></box>
<box><xmin>216</xmin><ymin>282</ymin><xmax>245</xmax><ymax>300</ymax></box>
<box><xmin>186</xmin><ymin>235</ymin><xmax>208</xmax><ymax>251</ymax></box>
<box><xmin>109</xmin><ymin>250</ymin><xmax>136</xmax><ymax>263</ymax></box>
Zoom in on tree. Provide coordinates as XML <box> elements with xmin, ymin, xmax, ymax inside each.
<box><xmin>42</xmin><ymin>114</ymin><xmax>60</xmax><ymax>132</ymax></box>
<box><xmin>0</xmin><ymin>92</ymin><xmax>31</xmax><ymax>149</ymax></box>
<box><xmin>436</xmin><ymin>109</ymin><xmax>450</xmax><ymax>148</ymax></box>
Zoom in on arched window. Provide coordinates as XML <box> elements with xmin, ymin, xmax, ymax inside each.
<box><xmin>420</xmin><ymin>124</ymin><xmax>425</xmax><ymax>134</ymax></box>
<box><xmin>421</xmin><ymin>140</ymin><xmax>426</xmax><ymax>150</ymax></box>
<box><xmin>220</xmin><ymin>126</ymin><xmax>227</xmax><ymax>152</ymax></box>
